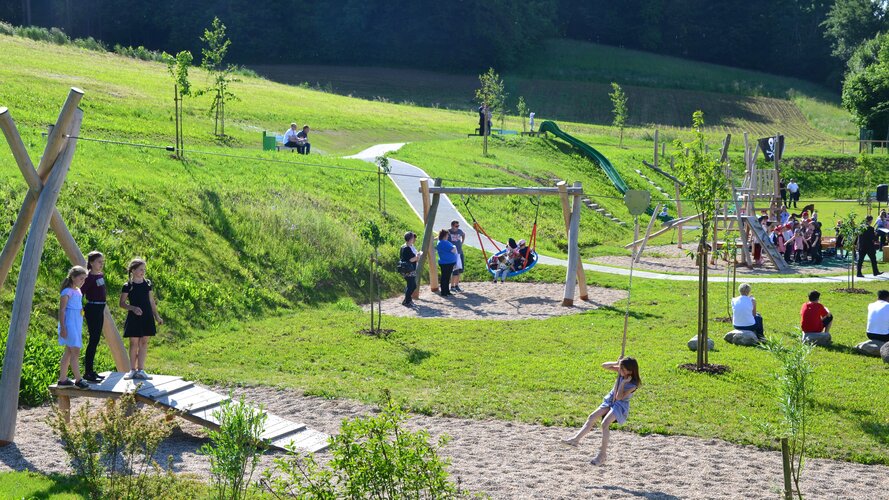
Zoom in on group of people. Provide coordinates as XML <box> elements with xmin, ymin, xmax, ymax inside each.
<box><xmin>57</xmin><ymin>253</ymin><xmax>163</xmax><ymax>390</ymax></box>
<box><xmin>729</xmin><ymin>282</ymin><xmax>889</xmax><ymax>344</ymax></box>
<box><xmin>778</xmin><ymin>178</ymin><xmax>801</xmax><ymax>208</ymax></box>
<box><xmin>398</xmin><ymin>221</ymin><xmax>467</xmax><ymax>307</ymax></box>
<box><xmin>283</xmin><ymin>123</ymin><xmax>311</xmax><ymax>154</ymax></box>
<box><xmin>489</xmin><ymin>238</ymin><xmax>533</xmax><ymax>283</ymax></box>
<box><xmin>767</xmin><ymin>208</ymin><xmax>824</xmax><ymax>265</ymax></box>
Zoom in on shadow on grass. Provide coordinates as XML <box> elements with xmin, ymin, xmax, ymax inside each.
<box><xmin>583</xmin><ymin>485</ymin><xmax>681</xmax><ymax>500</ymax></box>
<box><xmin>816</xmin><ymin>342</ymin><xmax>858</xmax><ymax>355</ymax></box>
<box><xmin>599</xmin><ymin>305</ymin><xmax>661</xmax><ymax>320</ymax></box>
<box><xmin>861</xmin><ymin>422</ymin><xmax>889</xmax><ymax>446</ymax></box>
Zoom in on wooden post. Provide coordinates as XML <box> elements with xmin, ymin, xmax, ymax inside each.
<box><xmin>0</xmin><ymin>104</ymin><xmax>130</xmax><ymax>373</ymax></box>
<box><xmin>653</xmin><ymin>129</ymin><xmax>659</xmax><ymax>171</ymax></box>
<box><xmin>781</xmin><ymin>438</ymin><xmax>793</xmax><ymax>500</ymax></box>
<box><xmin>0</xmin><ymin>109</ymin><xmax>82</xmax><ymax>445</ymax></box>
<box><xmin>557</xmin><ymin>182</ymin><xmax>588</xmax><ymax>300</ymax></box>
<box><xmin>562</xmin><ymin>194</ymin><xmax>582</xmax><ymax>306</ymax></box>
<box><xmin>57</xmin><ymin>395</ymin><xmax>71</xmax><ymax>424</ymax></box>
<box><xmin>416</xmin><ymin>179</ymin><xmax>441</xmax><ymax>294</ymax></box>
<box><xmin>36</xmin><ymin>88</ymin><xmax>83</xmax><ymax>180</ymax></box>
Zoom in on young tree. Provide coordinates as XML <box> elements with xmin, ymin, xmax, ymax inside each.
<box><xmin>360</xmin><ymin>220</ymin><xmax>384</xmax><ymax>334</ymax></box>
<box><xmin>475</xmin><ymin>68</ymin><xmax>505</xmax><ymax>156</ymax></box>
<box><xmin>836</xmin><ymin>213</ymin><xmax>866</xmax><ymax>290</ymax></box>
<box><xmin>164</xmin><ymin>50</ymin><xmax>193</xmax><ymax>159</ymax></box>
<box><xmin>609</xmin><ymin>82</ymin><xmax>629</xmax><ymax>148</ymax></box>
<box><xmin>200</xmin><ymin>17</ymin><xmax>238</xmax><ymax>138</ymax></box>
<box><xmin>516</xmin><ymin>96</ymin><xmax>528</xmax><ymax>133</ymax></box>
<box><xmin>672</xmin><ymin>111</ymin><xmax>728</xmax><ymax>369</ymax></box>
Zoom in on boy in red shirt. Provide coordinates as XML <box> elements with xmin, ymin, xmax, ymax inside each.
<box><xmin>800</xmin><ymin>290</ymin><xmax>832</xmax><ymax>333</ymax></box>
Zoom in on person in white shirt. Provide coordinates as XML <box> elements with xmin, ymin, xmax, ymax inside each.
<box><xmin>283</xmin><ymin>123</ymin><xmax>300</xmax><ymax>148</ymax></box>
<box><xmin>732</xmin><ymin>283</ymin><xmax>764</xmax><ymax>339</ymax></box>
<box><xmin>787</xmin><ymin>179</ymin><xmax>800</xmax><ymax>208</ymax></box>
<box><xmin>866</xmin><ymin>290</ymin><xmax>889</xmax><ymax>342</ymax></box>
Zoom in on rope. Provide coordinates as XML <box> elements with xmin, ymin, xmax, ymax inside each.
<box><xmin>621</xmin><ymin>215</ymin><xmax>639</xmax><ymax>359</ymax></box>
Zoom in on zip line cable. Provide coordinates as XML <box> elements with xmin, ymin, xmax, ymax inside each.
<box><xmin>60</xmin><ymin>133</ymin><xmax>876</xmax><ymax>206</ymax></box>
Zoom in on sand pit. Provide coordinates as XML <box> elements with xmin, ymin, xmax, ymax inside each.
<box><xmin>371</xmin><ymin>282</ymin><xmax>627</xmax><ymax>320</ymax></box>
<box><xmin>3</xmin><ymin>388</ymin><xmax>887</xmax><ymax>499</ymax></box>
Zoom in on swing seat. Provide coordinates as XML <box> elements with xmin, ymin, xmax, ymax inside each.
<box><xmin>487</xmin><ymin>248</ymin><xmax>538</xmax><ymax>278</ymax></box>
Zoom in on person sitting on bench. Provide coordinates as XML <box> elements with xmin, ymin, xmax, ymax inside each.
<box><xmin>295</xmin><ymin>125</ymin><xmax>311</xmax><ymax>154</ymax></box>
<box><xmin>283</xmin><ymin>123</ymin><xmax>301</xmax><ymax>149</ymax></box>
<box><xmin>866</xmin><ymin>290</ymin><xmax>889</xmax><ymax>342</ymax></box>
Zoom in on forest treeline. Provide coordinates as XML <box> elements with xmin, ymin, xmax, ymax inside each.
<box><xmin>2</xmin><ymin>0</ymin><xmax>888</xmax><ymax>89</ymax></box>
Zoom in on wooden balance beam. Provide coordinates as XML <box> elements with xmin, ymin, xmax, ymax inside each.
<box><xmin>49</xmin><ymin>372</ymin><xmax>329</xmax><ymax>453</ymax></box>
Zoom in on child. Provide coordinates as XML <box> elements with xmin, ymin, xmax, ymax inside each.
<box><xmin>562</xmin><ymin>357</ymin><xmax>641</xmax><ymax>465</ymax></box>
<box><xmin>835</xmin><ymin>220</ymin><xmax>845</xmax><ymax>259</ymax></box>
<box><xmin>789</xmin><ymin>227</ymin><xmax>808</xmax><ymax>263</ymax></box>
<box><xmin>808</xmin><ymin>221</ymin><xmax>823</xmax><ymax>264</ymax></box>
<box><xmin>782</xmin><ymin>224</ymin><xmax>795</xmax><ymax>262</ymax></box>
<box><xmin>492</xmin><ymin>255</ymin><xmax>510</xmax><ymax>283</ymax></box>
<box><xmin>80</xmin><ymin>251</ymin><xmax>107</xmax><ymax>383</ymax></box>
<box><xmin>120</xmin><ymin>258</ymin><xmax>163</xmax><ymax>380</ymax></box>
<box><xmin>58</xmin><ymin>266</ymin><xmax>90</xmax><ymax>390</ymax></box>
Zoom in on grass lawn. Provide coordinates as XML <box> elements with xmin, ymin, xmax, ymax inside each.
<box><xmin>152</xmin><ymin>270</ymin><xmax>889</xmax><ymax>465</ymax></box>
<box><xmin>0</xmin><ymin>471</ymin><xmax>85</xmax><ymax>498</ymax></box>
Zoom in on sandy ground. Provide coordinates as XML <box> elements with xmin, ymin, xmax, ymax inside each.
<box><xmin>591</xmin><ymin>245</ymin><xmax>856</xmax><ymax>277</ymax></box>
<box><xmin>2</xmin><ymin>387</ymin><xmax>888</xmax><ymax>499</ymax></box>
<box><xmin>369</xmin><ymin>282</ymin><xmax>627</xmax><ymax>320</ymax></box>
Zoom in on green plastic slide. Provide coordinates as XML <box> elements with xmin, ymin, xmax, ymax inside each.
<box><xmin>538</xmin><ymin>121</ymin><xmax>667</xmax><ymax>220</ymax></box>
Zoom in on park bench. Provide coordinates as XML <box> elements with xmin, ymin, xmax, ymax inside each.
<box><xmin>468</xmin><ymin>128</ymin><xmax>520</xmax><ymax>137</ymax></box>
<box><xmin>262</xmin><ymin>131</ymin><xmax>300</xmax><ymax>152</ymax></box>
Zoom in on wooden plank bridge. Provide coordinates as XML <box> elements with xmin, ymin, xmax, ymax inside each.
<box><xmin>49</xmin><ymin>372</ymin><xmax>329</xmax><ymax>453</ymax></box>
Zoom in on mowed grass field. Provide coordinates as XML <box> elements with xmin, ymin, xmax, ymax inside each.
<box><xmin>253</xmin><ymin>38</ymin><xmax>857</xmax><ymax>146</ymax></box>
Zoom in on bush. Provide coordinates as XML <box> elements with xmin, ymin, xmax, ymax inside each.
<box><xmin>46</xmin><ymin>390</ymin><xmax>202</xmax><ymax>499</ymax></box>
<box><xmin>15</xmin><ymin>25</ymin><xmax>54</xmax><ymax>43</ymax></box>
<box><xmin>74</xmin><ymin>36</ymin><xmax>107</xmax><ymax>52</ymax></box>
<box><xmin>0</xmin><ymin>21</ymin><xmax>14</xmax><ymax>35</ymax></box>
<box><xmin>48</xmin><ymin>27</ymin><xmax>70</xmax><ymax>45</ymax></box>
<box><xmin>0</xmin><ymin>329</ymin><xmax>61</xmax><ymax>407</ymax></box>
<box><xmin>261</xmin><ymin>392</ymin><xmax>473</xmax><ymax>499</ymax></box>
<box><xmin>200</xmin><ymin>396</ymin><xmax>269</xmax><ymax>499</ymax></box>
<box><xmin>113</xmin><ymin>44</ymin><xmax>166</xmax><ymax>62</ymax></box>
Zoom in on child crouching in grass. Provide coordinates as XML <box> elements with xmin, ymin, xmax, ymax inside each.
<box><xmin>562</xmin><ymin>357</ymin><xmax>641</xmax><ymax>465</ymax></box>
<box><xmin>58</xmin><ymin>266</ymin><xmax>90</xmax><ymax>390</ymax></box>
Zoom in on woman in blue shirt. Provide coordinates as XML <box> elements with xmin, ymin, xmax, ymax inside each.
<box><xmin>436</xmin><ymin>229</ymin><xmax>458</xmax><ymax>296</ymax></box>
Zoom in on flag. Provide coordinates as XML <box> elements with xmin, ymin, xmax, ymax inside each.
<box><xmin>757</xmin><ymin>135</ymin><xmax>785</xmax><ymax>162</ymax></box>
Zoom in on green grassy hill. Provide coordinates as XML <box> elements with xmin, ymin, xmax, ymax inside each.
<box><xmin>253</xmin><ymin>38</ymin><xmax>857</xmax><ymax>143</ymax></box>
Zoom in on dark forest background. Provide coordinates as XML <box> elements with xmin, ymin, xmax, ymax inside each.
<box><xmin>2</xmin><ymin>0</ymin><xmax>886</xmax><ymax>90</ymax></box>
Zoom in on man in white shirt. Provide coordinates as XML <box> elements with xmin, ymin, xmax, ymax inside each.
<box><xmin>283</xmin><ymin>123</ymin><xmax>300</xmax><ymax>148</ymax></box>
<box><xmin>866</xmin><ymin>290</ymin><xmax>889</xmax><ymax>342</ymax></box>
<box><xmin>787</xmin><ymin>179</ymin><xmax>800</xmax><ymax>208</ymax></box>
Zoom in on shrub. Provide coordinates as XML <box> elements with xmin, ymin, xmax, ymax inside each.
<box><xmin>0</xmin><ymin>329</ymin><xmax>60</xmax><ymax>407</ymax></box>
<box><xmin>261</xmin><ymin>392</ymin><xmax>472</xmax><ymax>499</ymax></box>
<box><xmin>200</xmin><ymin>396</ymin><xmax>269</xmax><ymax>499</ymax></box>
<box><xmin>15</xmin><ymin>25</ymin><xmax>54</xmax><ymax>43</ymax></box>
<box><xmin>46</xmin><ymin>390</ymin><xmax>198</xmax><ymax>499</ymax></box>
<box><xmin>48</xmin><ymin>27</ymin><xmax>70</xmax><ymax>45</ymax></box>
<box><xmin>0</xmin><ymin>21</ymin><xmax>14</xmax><ymax>35</ymax></box>
<box><xmin>74</xmin><ymin>36</ymin><xmax>107</xmax><ymax>52</ymax></box>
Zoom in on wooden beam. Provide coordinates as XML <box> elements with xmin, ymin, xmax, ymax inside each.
<box><xmin>35</xmin><ymin>88</ymin><xmax>83</xmax><ymax>180</ymax></box>
<box><xmin>634</xmin><ymin>204</ymin><xmax>662</xmax><ymax>263</ymax></box>
<box><xmin>557</xmin><ymin>182</ymin><xmax>588</xmax><ymax>301</ymax></box>
<box><xmin>424</xmin><ymin>186</ymin><xmax>584</xmax><ymax>196</ymax></box>
<box><xmin>415</xmin><ymin>179</ymin><xmax>441</xmax><ymax>294</ymax></box>
<box><xmin>624</xmin><ymin>213</ymin><xmax>702</xmax><ymax>248</ymax></box>
<box><xmin>0</xmin><ymin>109</ymin><xmax>82</xmax><ymax>445</ymax></box>
<box><xmin>562</xmin><ymin>194</ymin><xmax>582</xmax><ymax>307</ymax></box>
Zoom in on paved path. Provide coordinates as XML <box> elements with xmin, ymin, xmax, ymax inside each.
<box><xmin>349</xmin><ymin>145</ymin><xmax>888</xmax><ymax>285</ymax></box>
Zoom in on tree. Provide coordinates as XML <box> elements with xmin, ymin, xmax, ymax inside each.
<box><xmin>609</xmin><ymin>82</ymin><xmax>628</xmax><ymax>148</ymax></box>
<box><xmin>164</xmin><ymin>50</ymin><xmax>193</xmax><ymax>159</ymax></box>
<box><xmin>360</xmin><ymin>220</ymin><xmax>384</xmax><ymax>334</ymax></box>
<box><xmin>843</xmin><ymin>33</ymin><xmax>889</xmax><ymax>137</ymax></box>
<box><xmin>475</xmin><ymin>68</ymin><xmax>505</xmax><ymax>156</ymax></box>
<box><xmin>672</xmin><ymin>111</ymin><xmax>728</xmax><ymax>370</ymax></box>
<box><xmin>516</xmin><ymin>96</ymin><xmax>528</xmax><ymax>133</ymax></box>
<box><xmin>836</xmin><ymin>213</ymin><xmax>866</xmax><ymax>290</ymax></box>
<box><xmin>200</xmin><ymin>17</ymin><xmax>238</xmax><ymax>138</ymax></box>
<box><xmin>822</xmin><ymin>0</ymin><xmax>886</xmax><ymax>61</ymax></box>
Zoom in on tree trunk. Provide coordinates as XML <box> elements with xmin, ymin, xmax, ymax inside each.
<box><xmin>369</xmin><ymin>256</ymin><xmax>374</xmax><ymax>332</ymax></box>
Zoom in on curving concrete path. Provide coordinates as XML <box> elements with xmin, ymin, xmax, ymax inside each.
<box><xmin>349</xmin><ymin>144</ymin><xmax>888</xmax><ymax>285</ymax></box>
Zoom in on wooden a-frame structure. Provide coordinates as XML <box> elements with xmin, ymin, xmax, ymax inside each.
<box><xmin>0</xmin><ymin>88</ymin><xmax>130</xmax><ymax>446</ymax></box>
<box><xmin>414</xmin><ymin>179</ymin><xmax>589</xmax><ymax>306</ymax></box>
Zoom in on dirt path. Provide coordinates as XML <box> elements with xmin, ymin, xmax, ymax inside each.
<box><xmin>3</xmin><ymin>388</ymin><xmax>887</xmax><ymax>499</ymax></box>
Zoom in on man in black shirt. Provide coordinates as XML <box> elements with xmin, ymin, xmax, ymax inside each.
<box><xmin>296</xmin><ymin>125</ymin><xmax>311</xmax><ymax>155</ymax></box>
<box><xmin>857</xmin><ymin>215</ymin><xmax>883</xmax><ymax>277</ymax></box>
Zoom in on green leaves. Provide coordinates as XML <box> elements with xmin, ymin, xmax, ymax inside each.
<box><xmin>201</xmin><ymin>396</ymin><xmax>269</xmax><ymax>500</ymax></box>
<box><xmin>609</xmin><ymin>82</ymin><xmax>628</xmax><ymax>147</ymax></box>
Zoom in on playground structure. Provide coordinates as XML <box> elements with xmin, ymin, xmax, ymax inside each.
<box><xmin>414</xmin><ymin>179</ymin><xmax>589</xmax><ymax>306</ymax></box>
<box><xmin>0</xmin><ymin>89</ymin><xmax>327</xmax><ymax>452</ymax></box>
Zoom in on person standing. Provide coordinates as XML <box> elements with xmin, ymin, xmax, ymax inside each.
<box><xmin>295</xmin><ymin>125</ymin><xmax>311</xmax><ymax>154</ymax></box>
<box><xmin>80</xmin><ymin>251</ymin><xmax>107</xmax><ymax>383</ymax></box>
<box><xmin>787</xmin><ymin>179</ymin><xmax>800</xmax><ymax>208</ymax></box>
<box><xmin>857</xmin><ymin>215</ymin><xmax>882</xmax><ymax>277</ymax></box>
<box><xmin>779</xmin><ymin>179</ymin><xmax>787</xmax><ymax>206</ymax></box>
<box><xmin>57</xmin><ymin>266</ymin><xmax>90</xmax><ymax>390</ymax></box>
<box><xmin>448</xmin><ymin>220</ymin><xmax>466</xmax><ymax>292</ymax></box>
<box><xmin>120</xmin><ymin>258</ymin><xmax>163</xmax><ymax>380</ymax></box>
<box><xmin>436</xmin><ymin>229</ymin><xmax>458</xmax><ymax>296</ymax></box>
<box><xmin>399</xmin><ymin>232</ymin><xmax>421</xmax><ymax>307</ymax></box>
<box><xmin>478</xmin><ymin>105</ymin><xmax>487</xmax><ymax>135</ymax></box>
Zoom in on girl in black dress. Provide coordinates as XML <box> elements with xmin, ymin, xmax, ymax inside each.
<box><xmin>119</xmin><ymin>258</ymin><xmax>163</xmax><ymax>380</ymax></box>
